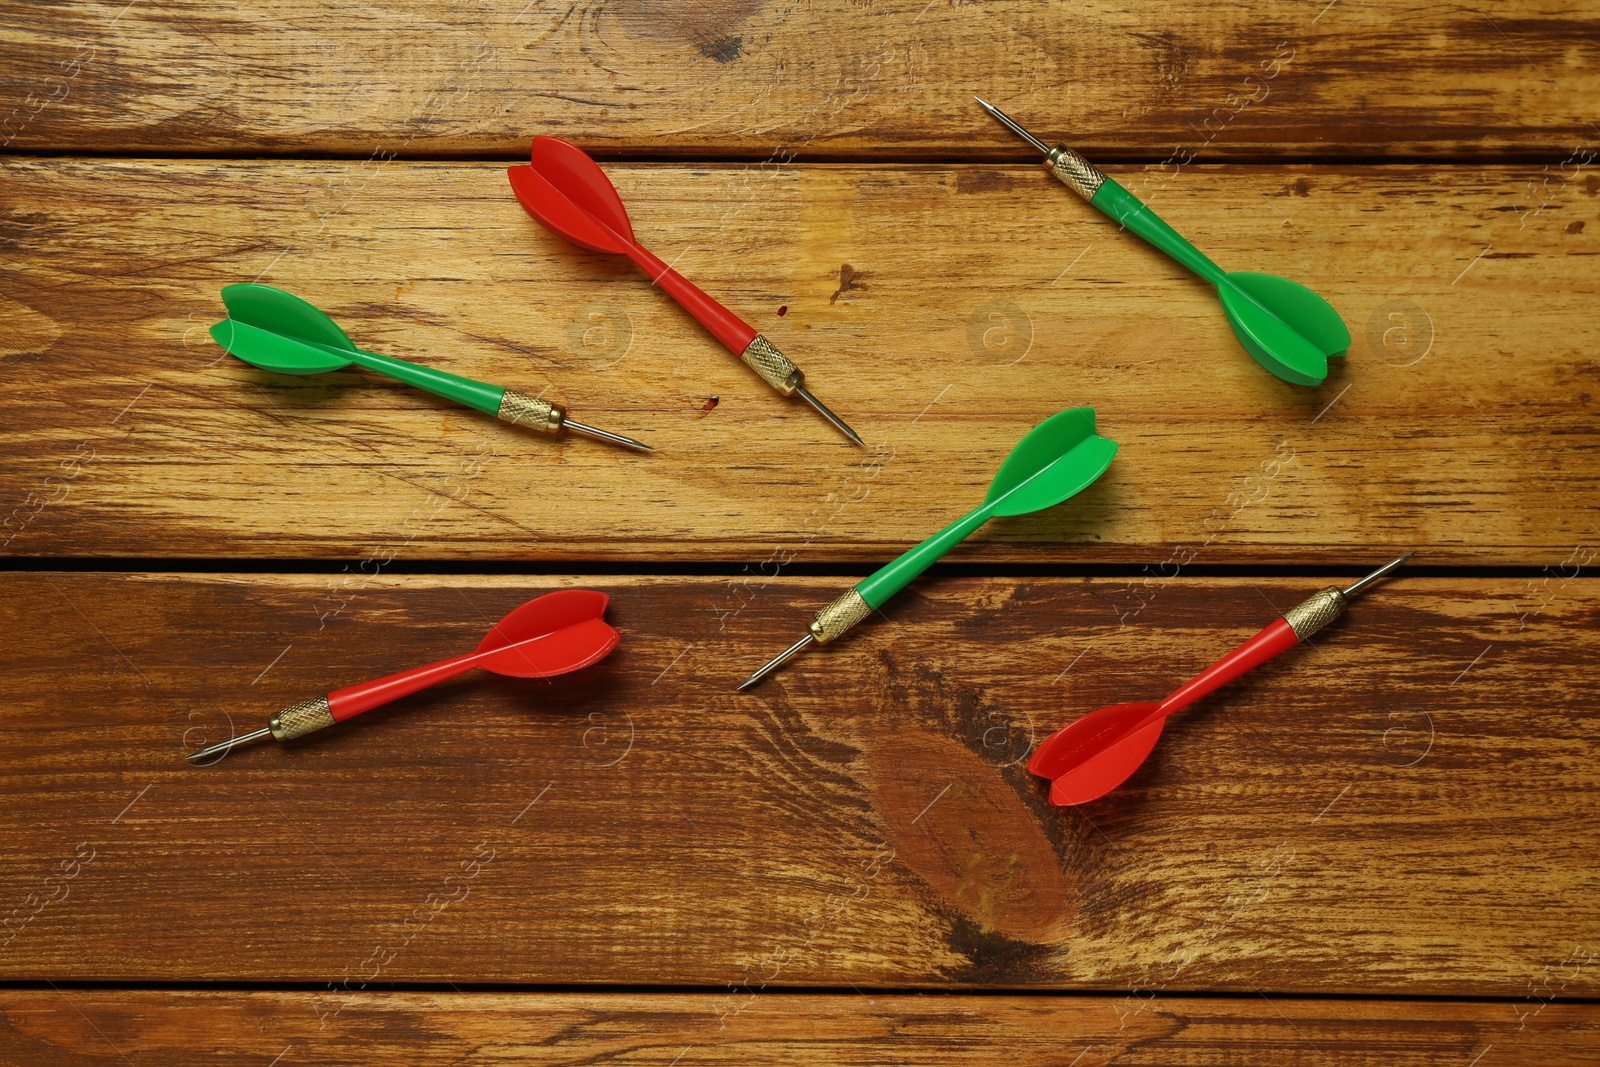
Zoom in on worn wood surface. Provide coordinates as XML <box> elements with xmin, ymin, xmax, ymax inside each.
<box><xmin>2</xmin><ymin>573</ymin><xmax>1594</xmax><ymax>994</ymax></box>
<box><xmin>4</xmin><ymin>1</ymin><xmax>1597</xmax><ymax>1059</ymax></box>
<box><xmin>1</xmin><ymin>0</ymin><xmax>1597</xmax><ymax>159</ymax></box>
<box><xmin>4</xmin><ymin>990</ymin><xmax>1598</xmax><ymax>1066</ymax></box>
<box><xmin>2</xmin><ymin>159</ymin><xmax>1595</xmax><ymax>563</ymax></box>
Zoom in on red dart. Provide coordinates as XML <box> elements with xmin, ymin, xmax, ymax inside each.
<box><xmin>184</xmin><ymin>590</ymin><xmax>620</xmax><ymax>762</ymax></box>
<box><xmin>507</xmin><ymin>136</ymin><xmax>865</xmax><ymax>446</ymax></box>
<box><xmin>1030</xmin><ymin>554</ymin><xmax>1412</xmax><ymax>806</ymax></box>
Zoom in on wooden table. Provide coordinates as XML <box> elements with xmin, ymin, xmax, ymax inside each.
<box><xmin>3</xmin><ymin>2</ymin><xmax>1597</xmax><ymax>1063</ymax></box>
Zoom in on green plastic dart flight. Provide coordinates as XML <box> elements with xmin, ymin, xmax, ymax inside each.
<box><xmin>976</xmin><ymin>97</ymin><xmax>1349</xmax><ymax>387</ymax></box>
<box><xmin>736</xmin><ymin>407</ymin><xmax>1117</xmax><ymax>690</ymax></box>
<box><xmin>208</xmin><ymin>284</ymin><xmax>651</xmax><ymax>451</ymax></box>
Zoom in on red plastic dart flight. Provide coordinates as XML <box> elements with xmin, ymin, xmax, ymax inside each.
<box><xmin>184</xmin><ymin>590</ymin><xmax>620</xmax><ymax>763</ymax></box>
<box><xmin>507</xmin><ymin>137</ymin><xmax>865</xmax><ymax>446</ymax></box>
<box><xmin>1030</xmin><ymin>553</ymin><xmax>1412</xmax><ymax>805</ymax></box>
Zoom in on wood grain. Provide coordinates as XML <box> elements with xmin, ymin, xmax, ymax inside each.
<box><xmin>4</xmin><ymin>0</ymin><xmax>1595</xmax><ymax>1055</ymax></box>
<box><xmin>2</xmin><ymin>159</ymin><xmax>1595</xmax><ymax>563</ymax></box>
<box><xmin>1</xmin><ymin>572</ymin><xmax>1594</xmax><ymax>994</ymax></box>
<box><xmin>4</xmin><ymin>990</ymin><xmax>1597</xmax><ymax>1066</ymax></box>
<box><xmin>1</xmin><ymin>0</ymin><xmax>1596</xmax><ymax>158</ymax></box>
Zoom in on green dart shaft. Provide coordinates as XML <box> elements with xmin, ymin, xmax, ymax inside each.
<box><xmin>743</xmin><ymin>505</ymin><xmax>995</xmax><ymax>686</ymax></box>
<box><xmin>239</xmin><ymin>329</ymin><xmax>650</xmax><ymax>450</ymax></box>
<box><xmin>342</xmin><ymin>346</ymin><xmax>651</xmax><ymax>450</ymax></box>
<box><xmin>975</xmin><ymin>96</ymin><xmax>1225</xmax><ymax>283</ymax></box>
<box><xmin>1088</xmin><ymin>181</ymin><xmax>1227</xmax><ymax>285</ymax></box>
<box><xmin>733</xmin><ymin>504</ymin><xmax>1016</xmax><ymax>692</ymax></box>
<box><xmin>736</xmin><ymin>407</ymin><xmax>1119</xmax><ymax>691</ymax></box>
<box><xmin>210</xmin><ymin>286</ymin><xmax>652</xmax><ymax>451</ymax></box>
<box><xmin>1052</xmin><ymin>163</ymin><xmax>1320</xmax><ymax>360</ymax></box>
<box><xmin>974</xmin><ymin>98</ymin><xmax>1349</xmax><ymax>387</ymax></box>
<box><xmin>857</xmin><ymin>505</ymin><xmax>993</xmax><ymax>608</ymax></box>
<box><xmin>341</xmin><ymin>346</ymin><xmax>505</xmax><ymax>415</ymax></box>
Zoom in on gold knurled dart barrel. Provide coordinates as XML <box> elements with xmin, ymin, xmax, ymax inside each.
<box><xmin>269</xmin><ymin>696</ymin><xmax>336</xmax><ymax>741</ymax></box>
<box><xmin>1282</xmin><ymin>588</ymin><xmax>1349</xmax><ymax>641</ymax></box>
<box><xmin>497</xmin><ymin>389</ymin><xmax>652</xmax><ymax>451</ymax></box>
<box><xmin>809</xmin><ymin>588</ymin><xmax>874</xmax><ymax>644</ymax></box>
<box><xmin>739</xmin><ymin>336</ymin><xmax>804</xmax><ymax>395</ymax></box>
<box><xmin>737</xmin><ymin>335</ymin><xmax>864</xmax><ymax>447</ymax></box>
<box><xmin>1044</xmin><ymin>145</ymin><xmax>1107</xmax><ymax>201</ymax></box>
<box><xmin>185</xmin><ymin>696</ymin><xmax>337</xmax><ymax>762</ymax></box>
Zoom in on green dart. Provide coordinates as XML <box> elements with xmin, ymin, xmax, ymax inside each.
<box><xmin>976</xmin><ymin>97</ymin><xmax>1349</xmax><ymax>387</ymax></box>
<box><xmin>736</xmin><ymin>407</ymin><xmax>1117</xmax><ymax>690</ymax></box>
<box><xmin>208</xmin><ymin>284</ymin><xmax>651</xmax><ymax>451</ymax></box>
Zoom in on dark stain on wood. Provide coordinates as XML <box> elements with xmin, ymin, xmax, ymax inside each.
<box><xmin>1130</xmin><ymin>30</ymin><xmax>1194</xmax><ymax>98</ymax></box>
<box><xmin>941</xmin><ymin>913</ymin><xmax>1057</xmax><ymax>983</ymax></box>
<box><xmin>610</xmin><ymin>0</ymin><xmax>765</xmax><ymax>49</ymax></box>
<box><xmin>700</xmin><ymin>35</ymin><xmax>743</xmax><ymax>62</ymax></box>
<box><xmin>864</xmin><ymin>727</ymin><xmax>1071</xmax><ymax>943</ymax></box>
<box><xmin>829</xmin><ymin>263</ymin><xmax>867</xmax><ymax>303</ymax></box>
<box><xmin>956</xmin><ymin>169</ymin><xmax>1023</xmax><ymax>194</ymax></box>
<box><xmin>851</xmin><ymin>650</ymin><xmax>1085</xmax><ymax>944</ymax></box>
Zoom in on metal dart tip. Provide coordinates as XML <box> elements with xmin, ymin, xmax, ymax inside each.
<box><xmin>735</xmin><ymin>633</ymin><xmax>815</xmax><ymax>691</ymax></box>
<box><xmin>563</xmin><ymin>418</ymin><xmax>654</xmax><ymax>452</ymax></box>
<box><xmin>795</xmin><ymin>385</ymin><xmax>865</xmax><ymax>447</ymax></box>
<box><xmin>184</xmin><ymin>726</ymin><xmax>272</xmax><ymax>763</ymax></box>
<box><xmin>974</xmin><ymin>95</ymin><xmax>1051</xmax><ymax>156</ymax></box>
<box><xmin>1342</xmin><ymin>551</ymin><xmax>1416</xmax><ymax>599</ymax></box>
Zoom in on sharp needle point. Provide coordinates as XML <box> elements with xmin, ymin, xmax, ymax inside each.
<box><xmin>1342</xmin><ymin>551</ymin><xmax>1416</xmax><ymax>599</ymax></box>
<box><xmin>736</xmin><ymin>634</ymin><xmax>815</xmax><ymax>691</ymax></box>
<box><xmin>185</xmin><ymin>726</ymin><xmax>272</xmax><ymax>762</ymax></box>
<box><xmin>563</xmin><ymin>419</ymin><xmax>654</xmax><ymax>452</ymax></box>
<box><xmin>795</xmin><ymin>385</ymin><xmax>865</xmax><ymax>447</ymax></box>
<box><xmin>974</xmin><ymin>95</ymin><xmax>1051</xmax><ymax>156</ymax></box>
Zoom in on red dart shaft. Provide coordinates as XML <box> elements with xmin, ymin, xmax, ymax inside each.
<box><xmin>180</xmin><ymin>651</ymin><xmax>491</xmax><ymax>764</ymax></box>
<box><xmin>185</xmin><ymin>589</ymin><xmax>620</xmax><ymax>764</ymax></box>
<box><xmin>326</xmin><ymin>648</ymin><xmax>485</xmax><ymax>721</ymax></box>
<box><xmin>187</xmin><ymin>632</ymin><xmax>562</xmax><ymax>761</ymax></box>
<box><xmin>1152</xmin><ymin>618</ymin><xmax>1301</xmax><ymax>719</ymax></box>
<box><xmin>328</xmin><ymin>625</ymin><xmax>571</xmax><ymax>720</ymax></box>
<box><xmin>621</xmin><ymin>241</ymin><xmax>758</xmax><ymax>353</ymax></box>
<box><xmin>621</xmin><ymin>237</ymin><xmax>865</xmax><ymax>444</ymax></box>
<box><xmin>1117</xmin><ymin>586</ymin><xmax>1351</xmax><ymax>742</ymax></box>
<box><xmin>1030</xmin><ymin>553</ymin><xmax>1413</xmax><ymax>805</ymax></box>
<box><xmin>510</xmin><ymin>142</ymin><xmax>865</xmax><ymax>445</ymax></box>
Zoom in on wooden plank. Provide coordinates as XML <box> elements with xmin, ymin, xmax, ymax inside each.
<box><xmin>1</xmin><ymin>159</ymin><xmax>1594</xmax><ymax>564</ymax></box>
<box><xmin>1</xmin><ymin>1</ymin><xmax>1597</xmax><ymax>158</ymax></box>
<box><xmin>1</xmin><ymin>573</ymin><xmax>1593</xmax><ymax>993</ymax></box>
<box><xmin>4</xmin><ymin>991</ymin><xmax>1598</xmax><ymax>1066</ymax></box>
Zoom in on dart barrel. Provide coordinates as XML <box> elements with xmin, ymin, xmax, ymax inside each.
<box><xmin>1044</xmin><ymin>146</ymin><xmax>1107</xmax><ymax>200</ymax></box>
<box><xmin>739</xmin><ymin>335</ymin><xmax>804</xmax><ymax>396</ymax></box>
<box><xmin>1282</xmin><ymin>588</ymin><xmax>1348</xmax><ymax>641</ymax></box>
<box><xmin>809</xmin><ymin>588</ymin><xmax>873</xmax><ymax>644</ymax></box>
<box><xmin>497</xmin><ymin>390</ymin><xmax>567</xmax><ymax>433</ymax></box>
<box><xmin>269</xmin><ymin>696</ymin><xmax>335</xmax><ymax>740</ymax></box>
